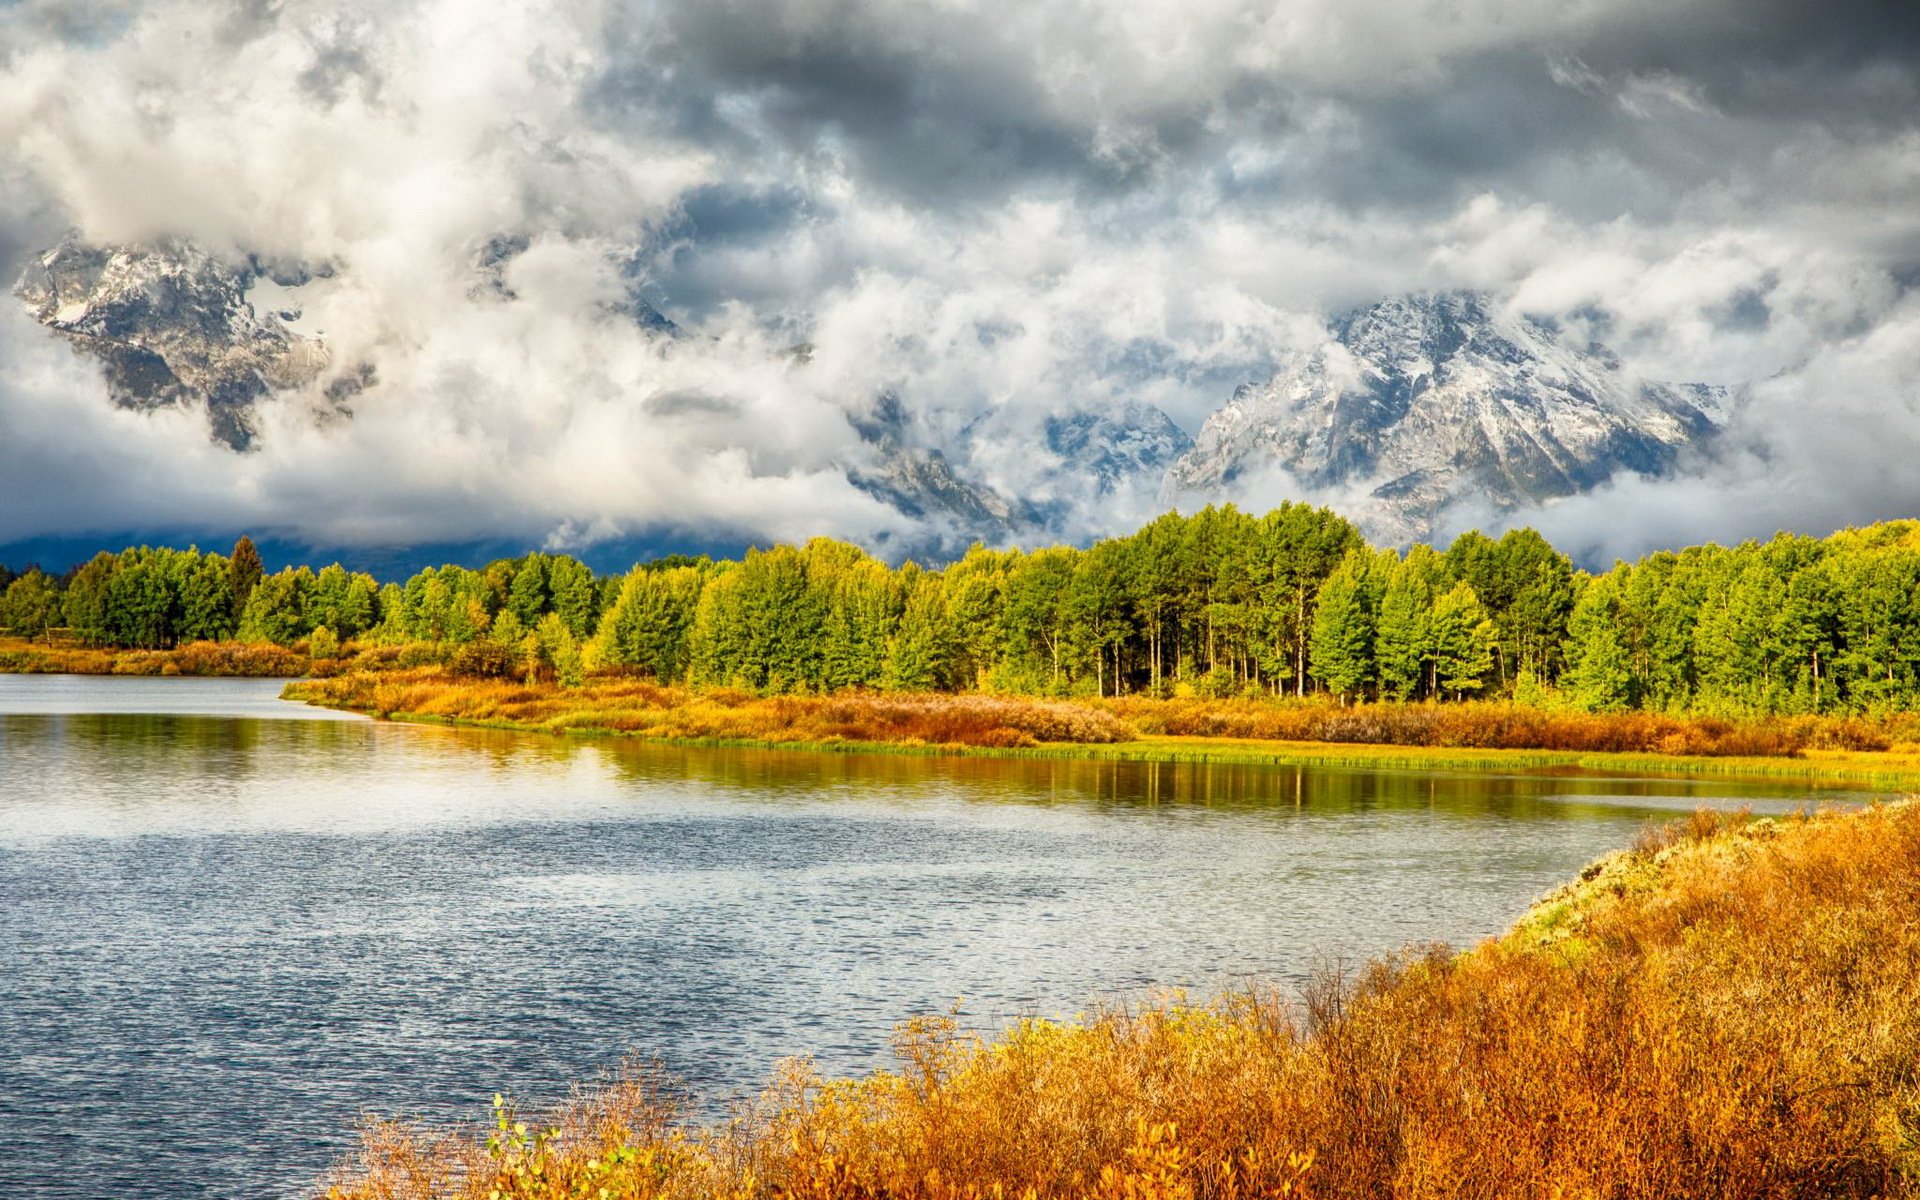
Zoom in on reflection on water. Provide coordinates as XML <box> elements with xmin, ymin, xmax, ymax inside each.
<box><xmin>0</xmin><ymin>676</ymin><xmax>1881</xmax><ymax>1200</ymax></box>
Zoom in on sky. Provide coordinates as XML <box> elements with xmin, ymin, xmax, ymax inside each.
<box><xmin>1</xmin><ymin>0</ymin><xmax>1918</xmax><ymax>566</ymax></box>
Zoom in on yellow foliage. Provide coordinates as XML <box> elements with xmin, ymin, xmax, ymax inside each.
<box><xmin>324</xmin><ymin>802</ymin><xmax>1920</xmax><ymax>1200</ymax></box>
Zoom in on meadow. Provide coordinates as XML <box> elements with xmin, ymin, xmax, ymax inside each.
<box><xmin>321</xmin><ymin>801</ymin><xmax>1920</xmax><ymax>1199</ymax></box>
<box><xmin>16</xmin><ymin>630</ymin><xmax>1920</xmax><ymax>785</ymax></box>
<box><xmin>274</xmin><ymin>662</ymin><xmax>1920</xmax><ymax>790</ymax></box>
<box><xmin>0</xmin><ymin>634</ymin><xmax>309</xmax><ymax>676</ymax></box>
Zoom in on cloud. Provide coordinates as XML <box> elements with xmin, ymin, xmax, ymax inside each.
<box><xmin>0</xmin><ymin>0</ymin><xmax>1917</xmax><ymax>561</ymax></box>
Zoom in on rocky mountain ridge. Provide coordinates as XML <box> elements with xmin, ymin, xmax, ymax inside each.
<box><xmin>15</xmin><ymin>238</ymin><xmax>1725</xmax><ymax>550</ymax></box>
<box><xmin>1165</xmin><ymin>291</ymin><xmax>1729</xmax><ymax>542</ymax></box>
<box><xmin>16</xmin><ymin>238</ymin><xmax>329</xmax><ymax>448</ymax></box>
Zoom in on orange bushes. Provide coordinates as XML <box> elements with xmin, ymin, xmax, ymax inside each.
<box><xmin>0</xmin><ymin>636</ymin><xmax>309</xmax><ymax>676</ymax></box>
<box><xmin>284</xmin><ymin>670</ymin><xmax>1135</xmax><ymax>748</ymax></box>
<box><xmin>323</xmin><ymin>802</ymin><xmax>1920</xmax><ymax>1200</ymax></box>
<box><xmin>1106</xmin><ymin>696</ymin><xmax>1898</xmax><ymax>757</ymax></box>
<box><xmin>281</xmin><ymin>663</ymin><xmax>1920</xmax><ymax>760</ymax></box>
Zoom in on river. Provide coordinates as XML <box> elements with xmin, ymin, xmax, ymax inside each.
<box><xmin>0</xmin><ymin>675</ymin><xmax>1881</xmax><ymax>1198</ymax></box>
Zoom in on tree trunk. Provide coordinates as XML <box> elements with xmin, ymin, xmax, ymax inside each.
<box><xmin>1295</xmin><ymin>589</ymin><xmax>1307</xmax><ymax>698</ymax></box>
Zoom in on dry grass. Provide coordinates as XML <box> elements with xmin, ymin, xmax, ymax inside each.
<box><xmin>1103</xmin><ymin>696</ymin><xmax>1907</xmax><ymax>757</ymax></box>
<box><xmin>0</xmin><ymin>635</ymin><xmax>310</xmax><ymax>676</ymax></box>
<box><xmin>322</xmin><ymin>801</ymin><xmax>1920</xmax><ymax>1200</ymax></box>
<box><xmin>284</xmin><ymin>668</ymin><xmax>1136</xmax><ymax>748</ymax></box>
<box><xmin>280</xmin><ymin>664</ymin><xmax>1920</xmax><ymax>763</ymax></box>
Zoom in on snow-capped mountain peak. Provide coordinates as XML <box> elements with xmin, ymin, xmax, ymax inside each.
<box><xmin>1165</xmin><ymin>291</ymin><xmax>1729</xmax><ymax>543</ymax></box>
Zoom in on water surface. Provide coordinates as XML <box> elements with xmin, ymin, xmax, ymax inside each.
<box><xmin>0</xmin><ymin>675</ymin><xmax>1880</xmax><ymax>1199</ymax></box>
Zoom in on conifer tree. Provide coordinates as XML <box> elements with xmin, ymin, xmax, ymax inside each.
<box><xmin>508</xmin><ymin>555</ymin><xmax>549</xmax><ymax>627</ymax></box>
<box><xmin>228</xmin><ymin>536</ymin><xmax>264</xmax><ymax>621</ymax></box>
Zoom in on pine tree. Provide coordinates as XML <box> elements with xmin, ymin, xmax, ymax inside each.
<box><xmin>508</xmin><ymin>555</ymin><xmax>549</xmax><ymax>627</ymax></box>
<box><xmin>228</xmin><ymin>536</ymin><xmax>264</xmax><ymax>622</ymax></box>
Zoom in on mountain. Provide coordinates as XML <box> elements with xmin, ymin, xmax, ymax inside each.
<box><xmin>14</xmin><ymin>235</ymin><xmax>1190</xmax><ymax>556</ymax></box>
<box><xmin>13</xmin><ymin>234</ymin><xmax>677</xmax><ymax>451</ymax></box>
<box><xmin>1165</xmin><ymin>291</ymin><xmax>1729</xmax><ymax>543</ymax></box>
<box><xmin>15</xmin><ymin>237</ymin><xmax>330</xmax><ymax>449</ymax></box>
<box><xmin>847</xmin><ymin>392</ymin><xmax>1043</xmax><ymax>554</ymax></box>
<box><xmin>1042</xmin><ymin>401</ymin><xmax>1194</xmax><ymax>495</ymax></box>
<box><xmin>16</xmin><ymin>236</ymin><xmax>1723</xmax><ymax>555</ymax></box>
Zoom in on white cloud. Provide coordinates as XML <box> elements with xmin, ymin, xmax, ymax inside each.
<box><xmin>0</xmin><ymin>0</ymin><xmax>1917</xmax><ymax>561</ymax></box>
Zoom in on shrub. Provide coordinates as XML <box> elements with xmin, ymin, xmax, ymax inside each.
<box><xmin>308</xmin><ymin>626</ymin><xmax>341</xmax><ymax>660</ymax></box>
<box><xmin>450</xmin><ymin>640</ymin><xmax>518</xmax><ymax>680</ymax></box>
<box><xmin>324</xmin><ymin>803</ymin><xmax>1920</xmax><ymax>1200</ymax></box>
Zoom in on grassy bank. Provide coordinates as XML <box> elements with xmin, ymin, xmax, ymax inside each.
<box><xmin>323</xmin><ymin>801</ymin><xmax>1920</xmax><ymax>1199</ymax></box>
<box><xmin>283</xmin><ymin>669</ymin><xmax>1138</xmax><ymax>747</ymax></box>
<box><xmin>282</xmin><ymin>667</ymin><xmax>1920</xmax><ymax>791</ymax></box>
<box><xmin>0</xmin><ymin>635</ymin><xmax>311</xmax><ymax>676</ymax></box>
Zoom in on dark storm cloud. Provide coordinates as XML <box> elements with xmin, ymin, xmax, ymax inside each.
<box><xmin>590</xmin><ymin>0</ymin><xmax>1920</xmax><ymax>224</ymax></box>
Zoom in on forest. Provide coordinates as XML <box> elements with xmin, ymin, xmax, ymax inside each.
<box><xmin>6</xmin><ymin>504</ymin><xmax>1920</xmax><ymax>716</ymax></box>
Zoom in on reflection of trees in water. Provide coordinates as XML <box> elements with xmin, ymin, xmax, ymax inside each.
<box><xmin>547</xmin><ymin>735</ymin><xmax>1834</xmax><ymax>821</ymax></box>
<box><xmin>22</xmin><ymin>713</ymin><xmax>370</xmax><ymax>789</ymax></box>
<box><xmin>17</xmin><ymin>709</ymin><xmax>1841</xmax><ymax>826</ymax></box>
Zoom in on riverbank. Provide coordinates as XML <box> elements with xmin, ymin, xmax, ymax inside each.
<box><xmin>284</xmin><ymin>666</ymin><xmax>1920</xmax><ymax>791</ymax></box>
<box><xmin>0</xmin><ymin>635</ymin><xmax>310</xmax><ymax>676</ymax></box>
<box><xmin>323</xmin><ymin>799</ymin><xmax>1920</xmax><ymax>1199</ymax></box>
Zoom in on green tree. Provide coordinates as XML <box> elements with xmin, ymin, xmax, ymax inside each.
<box><xmin>1309</xmin><ymin>551</ymin><xmax>1375</xmax><ymax>702</ymax></box>
<box><xmin>229</xmin><ymin>536</ymin><xmax>264</xmax><ymax>622</ymax></box>
<box><xmin>179</xmin><ymin>553</ymin><xmax>236</xmax><ymax>643</ymax></box>
<box><xmin>886</xmin><ymin>566</ymin><xmax>952</xmax><ymax>691</ymax></box>
<box><xmin>1375</xmin><ymin>548</ymin><xmax>1442</xmax><ymax>701</ymax></box>
<box><xmin>1000</xmin><ymin>547</ymin><xmax>1079</xmax><ymax>692</ymax></box>
<box><xmin>1563</xmin><ymin>578</ymin><xmax>1635</xmax><ymax>712</ymax></box>
<box><xmin>811</xmin><ymin>540</ymin><xmax>898</xmax><ymax>691</ymax></box>
<box><xmin>64</xmin><ymin>553</ymin><xmax>117</xmax><ymax>646</ymax></box>
<box><xmin>2</xmin><ymin>569</ymin><xmax>62</xmax><ymax>642</ymax></box>
<box><xmin>689</xmin><ymin>546</ymin><xmax>826</xmax><ymax>691</ymax></box>
<box><xmin>308</xmin><ymin>625</ymin><xmax>341</xmax><ymax>659</ymax></box>
<box><xmin>1428</xmin><ymin>581</ymin><xmax>1496</xmax><ymax>699</ymax></box>
<box><xmin>593</xmin><ymin>564</ymin><xmax>706</xmax><ymax>681</ymax></box>
<box><xmin>508</xmin><ymin>555</ymin><xmax>549</xmax><ymax>627</ymax></box>
<box><xmin>105</xmin><ymin>549</ymin><xmax>182</xmax><ymax>649</ymax></box>
<box><xmin>546</xmin><ymin>556</ymin><xmax>597</xmax><ymax>639</ymax></box>
<box><xmin>535</xmin><ymin>611</ymin><xmax>584</xmax><ymax>687</ymax></box>
<box><xmin>239</xmin><ymin>568</ymin><xmax>312</xmax><ymax>646</ymax></box>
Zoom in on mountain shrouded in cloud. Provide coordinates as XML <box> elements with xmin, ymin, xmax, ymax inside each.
<box><xmin>1</xmin><ymin>0</ymin><xmax>1918</xmax><ymax>565</ymax></box>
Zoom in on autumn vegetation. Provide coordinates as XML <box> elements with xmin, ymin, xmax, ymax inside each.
<box><xmin>284</xmin><ymin>669</ymin><xmax>1136</xmax><ymax>749</ymax></box>
<box><xmin>17</xmin><ymin>513</ymin><xmax>1920</xmax><ymax>762</ymax></box>
<box><xmin>321</xmin><ymin>800</ymin><xmax>1920</xmax><ymax>1199</ymax></box>
<box><xmin>278</xmin><ymin>664</ymin><xmax>1920</xmax><ymax>772</ymax></box>
<box><xmin>0</xmin><ymin>635</ymin><xmax>310</xmax><ymax>677</ymax></box>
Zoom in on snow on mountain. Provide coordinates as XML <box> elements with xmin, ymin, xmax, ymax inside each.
<box><xmin>15</xmin><ymin>237</ymin><xmax>1720</xmax><ymax>555</ymax></box>
<box><xmin>1164</xmin><ymin>291</ymin><xmax>1730</xmax><ymax>543</ymax></box>
<box><xmin>15</xmin><ymin>237</ymin><xmax>330</xmax><ymax>449</ymax></box>
<box><xmin>845</xmin><ymin>391</ymin><xmax>1045</xmax><ymax>555</ymax></box>
<box><xmin>13</xmin><ymin>234</ymin><xmax>678</xmax><ymax>452</ymax></box>
<box><xmin>1043</xmin><ymin>401</ymin><xmax>1194</xmax><ymax>495</ymax></box>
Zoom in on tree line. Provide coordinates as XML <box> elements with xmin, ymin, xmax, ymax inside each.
<box><xmin>8</xmin><ymin>510</ymin><xmax>1920</xmax><ymax>715</ymax></box>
